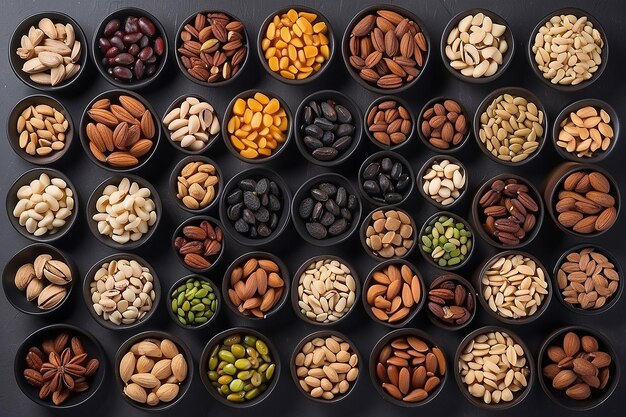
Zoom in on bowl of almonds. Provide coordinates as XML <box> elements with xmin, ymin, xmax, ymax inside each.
<box><xmin>10</xmin><ymin>12</ymin><xmax>87</xmax><ymax>91</ymax></box>
<box><xmin>169</xmin><ymin>155</ymin><xmax>221</xmax><ymax>213</ymax></box>
<box><xmin>552</xmin><ymin>99</ymin><xmax>618</xmax><ymax>163</ymax></box>
<box><xmin>417</xmin><ymin>97</ymin><xmax>471</xmax><ymax>152</ymax></box>
<box><xmin>364</xmin><ymin>95</ymin><xmax>415</xmax><ymax>150</ymax></box>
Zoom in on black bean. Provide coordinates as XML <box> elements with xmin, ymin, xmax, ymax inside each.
<box><xmin>227</xmin><ymin>203</ymin><xmax>242</xmax><ymax>221</ymax></box>
<box><xmin>306</xmin><ymin>222</ymin><xmax>327</xmax><ymax>240</ymax></box>
<box><xmin>318</xmin><ymin>183</ymin><xmax>337</xmax><ymax>196</ymax></box>
<box><xmin>257</xmin><ymin>224</ymin><xmax>271</xmax><ymax>237</ymax></box>
<box><xmin>341</xmin><ymin>208</ymin><xmax>352</xmax><ymax>221</ymax></box>
<box><xmin>335</xmin><ymin>105</ymin><xmax>352</xmax><ymax>123</ymax></box>
<box><xmin>255</xmin><ymin>178</ymin><xmax>269</xmax><ymax>195</ymax></box>
<box><xmin>311</xmin><ymin>202</ymin><xmax>324</xmax><ymax>220</ymax></box>
<box><xmin>390</xmin><ymin>162</ymin><xmax>402</xmax><ymax>180</ymax></box>
<box><xmin>335</xmin><ymin>124</ymin><xmax>355</xmax><ymax>137</ymax></box>
<box><xmin>238</xmin><ymin>178</ymin><xmax>256</xmax><ymax>191</ymax></box>
<box><xmin>325</xmin><ymin>199</ymin><xmax>340</xmax><ymax>216</ymax></box>
<box><xmin>363</xmin><ymin>162</ymin><xmax>380</xmax><ymax>180</ymax></box>
<box><xmin>384</xmin><ymin>193</ymin><xmax>403</xmax><ymax>204</ymax></box>
<box><xmin>299</xmin><ymin>198</ymin><xmax>314</xmax><ymax>218</ymax></box>
<box><xmin>378</xmin><ymin>174</ymin><xmax>392</xmax><ymax>193</ymax></box>
<box><xmin>329</xmin><ymin>218</ymin><xmax>348</xmax><ymax>235</ymax></box>
<box><xmin>336</xmin><ymin>187</ymin><xmax>347</xmax><ymax>207</ymax></box>
<box><xmin>268</xmin><ymin>194</ymin><xmax>281</xmax><ymax>212</ymax></box>
<box><xmin>396</xmin><ymin>174</ymin><xmax>410</xmax><ymax>191</ymax></box>
<box><xmin>311</xmin><ymin>188</ymin><xmax>329</xmax><ymax>202</ymax></box>
<box><xmin>312</xmin><ymin>147</ymin><xmax>338</xmax><ymax>161</ymax></box>
<box><xmin>314</xmin><ymin>117</ymin><xmax>335</xmax><ymax>131</ymax></box>
<box><xmin>227</xmin><ymin>189</ymin><xmax>243</xmax><ymax>205</ymax></box>
<box><xmin>260</xmin><ymin>193</ymin><xmax>269</xmax><ymax>207</ymax></box>
<box><xmin>243</xmin><ymin>191</ymin><xmax>260</xmax><ymax>210</ymax></box>
<box><xmin>321</xmin><ymin>131</ymin><xmax>335</xmax><ymax>146</ymax></box>
<box><xmin>332</xmin><ymin>136</ymin><xmax>352</xmax><ymax>151</ymax></box>
<box><xmin>235</xmin><ymin>219</ymin><xmax>249</xmax><ymax>233</ymax></box>
<box><xmin>320</xmin><ymin>212</ymin><xmax>335</xmax><ymax>226</ymax></box>
<box><xmin>269</xmin><ymin>213</ymin><xmax>279</xmax><ymax>230</ymax></box>
<box><xmin>269</xmin><ymin>181</ymin><xmax>280</xmax><ymax>197</ymax></box>
<box><xmin>304</xmin><ymin>106</ymin><xmax>313</xmax><ymax>125</ymax></box>
<box><xmin>363</xmin><ymin>180</ymin><xmax>380</xmax><ymax>195</ymax></box>
<box><xmin>242</xmin><ymin>208</ymin><xmax>256</xmax><ymax>224</ymax></box>
<box><xmin>304</xmin><ymin>136</ymin><xmax>323</xmax><ymax>150</ymax></box>
<box><xmin>348</xmin><ymin>195</ymin><xmax>358</xmax><ymax>210</ymax></box>
<box><xmin>308</xmin><ymin>100</ymin><xmax>321</xmax><ymax>117</ymax></box>
<box><xmin>381</xmin><ymin>157</ymin><xmax>393</xmax><ymax>173</ymax></box>
<box><xmin>321</xmin><ymin>101</ymin><xmax>337</xmax><ymax>121</ymax></box>
<box><xmin>255</xmin><ymin>207</ymin><xmax>270</xmax><ymax>223</ymax></box>
<box><xmin>305</xmin><ymin>124</ymin><xmax>323</xmax><ymax>139</ymax></box>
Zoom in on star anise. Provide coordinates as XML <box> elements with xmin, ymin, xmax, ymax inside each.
<box><xmin>38</xmin><ymin>348</ymin><xmax>87</xmax><ymax>403</ymax></box>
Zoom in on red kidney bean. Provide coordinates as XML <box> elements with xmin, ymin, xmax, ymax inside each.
<box><xmin>103</xmin><ymin>19</ymin><xmax>120</xmax><ymax>37</ymax></box>
<box><xmin>128</xmin><ymin>44</ymin><xmax>139</xmax><ymax>56</ymax></box>
<box><xmin>123</xmin><ymin>32</ymin><xmax>143</xmax><ymax>44</ymax></box>
<box><xmin>125</xmin><ymin>17</ymin><xmax>138</xmax><ymax>33</ymax></box>
<box><xmin>139</xmin><ymin>36</ymin><xmax>149</xmax><ymax>48</ymax></box>
<box><xmin>99</xmin><ymin>38</ymin><xmax>111</xmax><ymax>51</ymax></box>
<box><xmin>138</xmin><ymin>46</ymin><xmax>153</xmax><ymax>61</ymax></box>
<box><xmin>154</xmin><ymin>38</ymin><xmax>164</xmax><ymax>56</ymax></box>
<box><xmin>134</xmin><ymin>59</ymin><xmax>145</xmax><ymax>79</ymax></box>
<box><xmin>114</xmin><ymin>53</ymin><xmax>134</xmax><ymax>65</ymax></box>
<box><xmin>112</xmin><ymin>66</ymin><xmax>132</xmax><ymax>80</ymax></box>
<box><xmin>105</xmin><ymin>47</ymin><xmax>119</xmax><ymax>58</ymax></box>
<box><xmin>138</xmin><ymin>17</ymin><xmax>156</xmax><ymax>36</ymax></box>
<box><xmin>109</xmin><ymin>36</ymin><xmax>124</xmax><ymax>51</ymax></box>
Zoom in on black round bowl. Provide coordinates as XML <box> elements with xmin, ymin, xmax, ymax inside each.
<box><xmin>6</xmin><ymin>167</ymin><xmax>78</xmax><ymax>243</ymax></box>
<box><xmin>222</xmin><ymin>251</ymin><xmax>289</xmax><ymax>320</ymax></box>
<box><xmin>473</xmin><ymin>87</ymin><xmax>548</xmax><ymax>166</ymax></box>
<box><xmin>474</xmin><ymin>250</ymin><xmax>552</xmax><ymax>325</ymax></box>
<box><xmin>538</xmin><ymin>326</ymin><xmax>619</xmax><ymax>410</ymax></box>
<box><xmin>258</xmin><ymin>6</ymin><xmax>336</xmax><ymax>85</ymax></box>
<box><xmin>544</xmin><ymin>162</ymin><xmax>620</xmax><ymax>238</ymax></box>
<box><xmin>360</xmin><ymin>205</ymin><xmax>417</xmax><ymax>262</ymax></box>
<box><xmin>291</xmin><ymin>172</ymin><xmax>362</xmax><ymax>247</ymax></box>
<box><xmin>2</xmin><ymin>243</ymin><xmax>76</xmax><ymax>316</ymax></box>
<box><xmin>417</xmin><ymin>96</ymin><xmax>472</xmax><ymax>153</ymax></box>
<box><xmin>175</xmin><ymin>10</ymin><xmax>250</xmax><ymax>88</ymax></box>
<box><xmin>471</xmin><ymin>173</ymin><xmax>545</xmax><ymax>249</ymax></box>
<box><xmin>440</xmin><ymin>8</ymin><xmax>515</xmax><ymax>84</ymax></box>
<box><xmin>362</xmin><ymin>259</ymin><xmax>425</xmax><ymax>328</ymax></box>
<box><xmin>455</xmin><ymin>326</ymin><xmax>535</xmax><ymax>410</ymax></box>
<box><xmin>199</xmin><ymin>327</ymin><xmax>281</xmax><ymax>408</ymax></box>
<box><xmin>294</xmin><ymin>89</ymin><xmax>363</xmax><ymax>167</ymax></box>
<box><xmin>86</xmin><ymin>174</ymin><xmax>161</xmax><ymax>250</ymax></box>
<box><xmin>162</xmin><ymin>94</ymin><xmax>222</xmax><ymax>155</ymax></box>
<box><xmin>364</xmin><ymin>95</ymin><xmax>415</xmax><ymax>151</ymax></box>
<box><xmin>219</xmin><ymin>167</ymin><xmax>291</xmax><ymax>247</ymax></box>
<box><xmin>417</xmin><ymin>155</ymin><xmax>468</xmax><ymax>210</ymax></box>
<box><xmin>83</xmin><ymin>253</ymin><xmax>160</xmax><ymax>331</ymax></box>
<box><xmin>291</xmin><ymin>255</ymin><xmax>360</xmax><ymax>326</ymax></box>
<box><xmin>527</xmin><ymin>8</ymin><xmax>608</xmax><ymax>92</ymax></box>
<box><xmin>92</xmin><ymin>7</ymin><xmax>168</xmax><ymax>89</ymax></box>
<box><xmin>9</xmin><ymin>11</ymin><xmax>88</xmax><ymax>91</ymax></box>
<box><xmin>342</xmin><ymin>4</ymin><xmax>431</xmax><ymax>94</ymax></box>
<box><xmin>171</xmin><ymin>215</ymin><xmax>225</xmax><ymax>274</ymax></box>
<box><xmin>291</xmin><ymin>330</ymin><xmax>361</xmax><ymax>402</ymax></box>
<box><xmin>369</xmin><ymin>328</ymin><xmax>447</xmax><ymax>407</ymax></box>
<box><xmin>553</xmin><ymin>244</ymin><xmax>623</xmax><ymax>315</ymax></box>
<box><xmin>169</xmin><ymin>155</ymin><xmax>222</xmax><ymax>214</ymax></box>
<box><xmin>418</xmin><ymin>211</ymin><xmax>475</xmax><ymax>271</ymax></box>
<box><xmin>167</xmin><ymin>274</ymin><xmax>221</xmax><ymax>330</ymax></box>
<box><xmin>114</xmin><ymin>330</ymin><xmax>193</xmax><ymax>411</ymax></box>
<box><xmin>552</xmin><ymin>98</ymin><xmax>619</xmax><ymax>163</ymax></box>
<box><xmin>79</xmin><ymin>89</ymin><xmax>161</xmax><ymax>173</ymax></box>
<box><xmin>358</xmin><ymin>150</ymin><xmax>415</xmax><ymax>207</ymax></box>
<box><xmin>426</xmin><ymin>273</ymin><xmax>477</xmax><ymax>331</ymax></box>
<box><xmin>7</xmin><ymin>95</ymin><xmax>74</xmax><ymax>165</ymax></box>
<box><xmin>222</xmin><ymin>89</ymin><xmax>293</xmax><ymax>164</ymax></box>
<box><xmin>14</xmin><ymin>324</ymin><xmax>106</xmax><ymax>409</ymax></box>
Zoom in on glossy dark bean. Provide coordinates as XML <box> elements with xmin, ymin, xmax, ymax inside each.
<box><xmin>363</xmin><ymin>162</ymin><xmax>380</xmax><ymax>180</ymax></box>
<box><xmin>304</xmin><ymin>136</ymin><xmax>323</xmax><ymax>150</ymax></box>
<box><xmin>105</xmin><ymin>46</ymin><xmax>120</xmax><ymax>58</ymax></box>
<box><xmin>318</xmin><ymin>183</ymin><xmax>337</xmax><ymax>195</ymax></box>
<box><xmin>335</xmin><ymin>105</ymin><xmax>352</xmax><ymax>123</ymax></box>
<box><xmin>127</xmin><ymin>43</ymin><xmax>140</xmax><ymax>56</ymax></box>
<box><xmin>321</xmin><ymin>131</ymin><xmax>334</xmax><ymax>146</ymax></box>
<box><xmin>114</xmin><ymin>53</ymin><xmax>134</xmax><ymax>65</ymax></box>
<box><xmin>311</xmin><ymin>188</ymin><xmax>328</xmax><ymax>202</ymax></box>
<box><xmin>103</xmin><ymin>19</ymin><xmax>120</xmax><ymax>37</ymax></box>
<box><xmin>304</xmin><ymin>124</ymin><xmax>323</xmax><ymax>139</ymax></box>
<box><xmin>333</xmin><ymin>136</ymin><xmax>352</xmax><ymax>151</ymax></box>
<box><xmin>360</xmin><ymin>154</ymin><xmax>411</xmax><ymax>204</ymax></box>
<box><xmin>312</xmin><ymin>147</ymin><xmax>338</xmax><ymax>161</ymax></box>
<box><xmin>298</xmin><ymin>181</ymin><xmax>358</xmax><ymax>240</ymax></box>
<box><xmin>138</xmin><ymin>16</ymin><xmax>156</xmax><ymax>36</ymax></box>
<box><xmin>109</xmin><ymin>36</ymin><xmax>125</xmax><ymax>51</ymax></box>
<box><xmin>300</xmin><ymin>99</ymin><xmax>356</xmax><ymax>162</ymax></box>
<box><xmin>139</xmin><ymin>35</ymin><xmax>150</xmax><ymax>49</ymax></box>
<box><xmin>306</xmin><ymin>222</ymin><xmax>327</xmax><ymax>239</ymax></box>
<box><xmin>134</xmin><ymin>59</ymin><xmax>145</xmax><ymax>79</ymax></box>
<box><xmin>124</xmin><ymin>17</ymin><xmax>138</xmax><ymax>33</ymax></box>
<box><xmin>123</xmin><ymin>32</ymin><xmax>143</xmax><ymax>44</ymax></box>
<box><xmin>112</xmin><ymin>66</ymin><xmax>132</xmax><ymax>80</ymax></box>
<box><xmin>314</xmin><ymin>117</ymin><xmax>335</xmax><ymax>131</ymax></box>
<box><xmin>320</xmin><ymin>102</ymin><xmax>337</xmax><ymax>121</ymax></box>
<box><xmin>299</xmin><ymin>198</ymin><xmax>314</xmax><ymax>218</ymax></box>
<box><xmin>335</xmin><ymin>124</ymin><xmax>355</xmax><ymax>137</ymax></box>
<box><xmin>154</xmin><ymin>38</ymin><xmax>165</xmax><ymax>56</ymax></box>
<box><xmin>99</xmin><ymin>38</ymin><xmax>111</xmax><ymax>51</ymax></box>
<box><xmin>138</xmin><ymin>46</ymin><xmax>153</xmax><ymax>61</ymax></box>
<box><xmin>226</xmin><ymin>177</ymin><xmax>283</xmax><ymax>240</ymax></box>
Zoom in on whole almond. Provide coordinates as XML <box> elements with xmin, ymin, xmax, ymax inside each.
<box><xmin>106</xmin><ymin>152</ymin><xmax>138</xmax><ymax>168</ymax></box>
<box><xmin>140</xmin><ymin>110</ymin><xmax>155</xmax><ymax>138</ymax></box>
<box><xmin>119</xmin><ymin>95</ymin><xmax>146</xmax><ymax>118</ymax></box>
<box><xmin>171</xmin><ymin>354</ymin><xmax>188</xmax><ymax>382</ymax></box>
<box><xmin>119</xmin><ymin>351</ymin><xmax>136</xmax><ymax>383</ymax></box>
<box><xmin>552</xmin><ymin>369</ymin><xmax>577</xmax><ymax>389</ymax></box>
<box><xmin>563</xmin><ymin>332</ymin><xmax>581</xmax><ymax>356</ymax></box>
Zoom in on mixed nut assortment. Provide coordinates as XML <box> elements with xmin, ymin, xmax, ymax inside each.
<box><xmin>14</xmin><ymin>254</ymin><xmax>72</xmax><ymax>310</ymax></box>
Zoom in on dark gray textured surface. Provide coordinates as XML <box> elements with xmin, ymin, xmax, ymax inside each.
<box><xmin>1</xmin><ymin>0</ymin><xmax>623</xmax><ymax>415</ymax></box>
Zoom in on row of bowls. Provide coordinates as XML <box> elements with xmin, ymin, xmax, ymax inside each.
<box><xmin>9</xmin><ymin>6</ymin><xmax>608</xmax><ymax>93</ymax></box>
<box><xmin>14</xmin><ymin>323</ymin><xmax>620</xmax><ymax>411</ymax></box>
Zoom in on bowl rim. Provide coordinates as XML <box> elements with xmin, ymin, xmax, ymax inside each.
<box><xmin>166</xmin><ymin>274</ymin><xmax>221</xmax><ymax>330</ymax></box>
<box><xmin>363</xmin><ymin>95</ymin><xmax>416</xmax><ymax>151</ymax></box>
<box><xmin>168</xmin><ymin>154</ymin><xmax>223</xmax><ymax>214</ymax></box>
<box><xmin>257</xmin><ymin>5</ymin><xmax>336</xmax><ymax>85</ymax></box>
<box><xmin>359</xmin><ymin>205</ymin><xmax>417</xmax><ymax>261</ymax></box>
<box><xmin>91</xmin><ymin>6</ymin><xmax>169</xmax><ymax>90</ymax></box>
<box><xmin>417</xmin><ymin>210</ymin><xmax>475</xmax><ymax>270</ymax></box>
<box><xmin>425</xmin><ymin>272</ymin><xmax>477</xmax><ymax>331</ymax></box>
<box><xmin>290</xmin><ymin>254</ymin><xmax>361</xmax><ymax>326</ymax></box>
<box><xmin>171</xmin><ymin>215</ymin><xmax>225</xmax><ymax>273</ymax></box>
<box><xmin>417</xmin><ymin>96</ymin><xmax>472</xmax><ymax>153</ymax></box>
<box><xmin>357</xmin><ymin>150</ymin><xmax>415</xmax><ymax>207</ymax></box>
<box><xmin>416</xmin><ymin>154</ymin><xmax>469</xmax><ymax>210</ymax></box>
<box><xmin>293</xmin><ymin>89</ymin><xmax>363</xmax><ymax>167</ymax></box>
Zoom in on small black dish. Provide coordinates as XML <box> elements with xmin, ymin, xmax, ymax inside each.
<box><xmin>258</xmin><ymin>6</ymin><xmax>336</xmax><ymax>85</ymax></box>
<box><xmin>219</xmin><ymin>167</ymin><xmax>291</xmax><ymax>247</ymax></box>
<box><xmin>79</xmin><ymin>89</ymin><xmax>161</xmax><ymax>173</ymax></box>
<box><xmin>358</xmin><ymin>150</ymin><xmax>415</xmax><ymax>207</ymax></box>
<box><xmin>199</xmin><ymin>327</ymin><xmax>281</xmax><ymax>408</ymax></box>
<box><xmin>175</xmin><ymin>10</ymin><xmax>250</xmax><ymax>88</ymax></box>
<box><xmin>418</xmin><ymin>211</ymin><xmax>475</xmax><ymax>271</ymax></box>
<box><xmin>162</xmin><ymin>94</ymin><xmax>222</xmax><ymax>155</ymax></box>
<box><xmin>92</xmin><ymin>7</ymin><xmax>168</xmax><ymax>89</ymax></box>
<box><xmin>473</xmin><ymin>87</ymin><xmax>548</xmax><ymax>166</ymax></box>
<box><xmin>167</xmin><ymin>275</ymin><xmax>221</xmax><ymax>330</ymax></box>
<box><xmin>426</xmin><ymin>273</ymin><xmax>476</xmax><ymax>331</ymax></box>
<box><xmin>114</xmin><ymin>330</ymin><xmax>193</xmax><ymax>411</ymax></box>
<box><xmin>294</xmin><ymin>89</ymin><xmax>363</xmax><ymax>167</ymax></box>
<box><xmin>360</xmin><ymin>205</ymin><xmax>417</xmax><ymax>262</ymax></box>
<box><xmin>362</xmin><ymin>259</ymin><xmax>425</xmax><ymax>328</ymax></box>
<box><xmin>440</xmin><ymin>8</ymin><xmax>515</xmax><ymax>84</ymax></box>
<box><xmin>222</xmin><ymin>89</ymin><xmax>293</xmax><ymax>164</ymax></box>
<box><xmin>527</xmin><ymin>8</ymin><xmax>608</xmax><ymax>92</ymax></box>
<box><xmin>364</xmin><ymin>95</ymin><xmax>415</xmax><ymax>151</ymax></box>
<box><xmin>538</xmin><ymin>326</ymin><xmax>619</xmax><ymax>411</ymax></box>
<box><xmin>290</xmin><ymin>330</ymin><xmax>361</xmax><ymax>402</ymax></box>
<box><xmin>7</xmin><ymin>95</ymin><xmax>74</xmax><ymax>165</ymax></box>
<box><xmin>291</xmin><ymin>255</ymin><xmax>360</xmax><ymax>326</ymax></box>
<box><xmin>171</xmin><ymin>215</ymin><xmax>225</xmax><ymax>274</ymax></box>
<box><xmin>9</xmin><ymin>11</ymin><xmax>88</xmax><ymax>91</ymax></box>
<box><xmin>369</xmin><ymin>328</ymin><xmax>447</xmax><ymax>407</ymax></box>
<box><xmin>86</xmin><ymin>174</ymin><xmax>162</xmax><ymax>250</ymax></box>
<box><xmin>552</xmin><ymin>244</ymin><xmax>622</xmax><ymax>315</ymax></box>
<box><xmin>169</xmin><ymin>155</ymin><xmax>222</xmax><ymax>214</ymax></box>
<box><xmin>417</xmin><ymin>96</ymin><xmax>472</xmax><ymax>153</ymax></box>
<box><xmin>291</xmin><ymin>172</ymin><xmax>362</xmax><ymax>247</ymax></box>
<box><xmin>14</xmin><ymin>324</ymin><xmax>106</xmax><ymax>409</ymax></box>
<box><xmin>342</xmin><ymin>4</ymin><xmax>431</xmax><ymax>94</ymax></box>
<box><xmin>473</xmin><ymin>250</ymin><xmax>552</xmax><ymax>325</ymax></box>
<box><xmin>455</xmin><ymin>326</ymin><xmax>535</xmax><ymax>410</ymax></box>
<box><xmin>2</xmin><ymin>243</ymin><xmax>76</xmax><ymax>316</ymax></box>
<box><xmin>552</xmin><ymin>98</ymin><xmax>619</xmax><ymax>163</ymax></box>
<box><xmin>417</xmin><ymin>155</ymin><xmax>468</xmax><ymax>210</ymax></box>
<box><xmin>222</xmin><ymin>251</ymin><xmax>289</xmax><ymax>320</ymax></box>
<box><xmin>471</xmin><ymin>173</ymin><xmax>545</xmax><ymax>249</ymax></box>
<box><xmin>83</xmin><ymin>253</ymin><xmax>160</xmax><ymax>331</ymax></box>
<box><xmin>6</xmin><ymin>167</ymin><xmax>78</xmax><ymax>243</ymax></box>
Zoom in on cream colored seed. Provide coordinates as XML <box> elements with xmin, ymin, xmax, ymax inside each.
<box><xmin>17</xmin><ymin>104</ymin><xmax>67</xmax><ymax>156</ymax></box>
<box><xmin>163</xmin><ymin>96</ymin><xmax>220</xmax><ymax>151</ymax></box>
<box><xmin>422</xmin><ymin>159</ymin><xmax>466</xmax><ymax>206</ymax></box>
<box><xmin>176</xmin><ymin>161</ymin><xmax>219</xmax><ymax>210</ymax></box>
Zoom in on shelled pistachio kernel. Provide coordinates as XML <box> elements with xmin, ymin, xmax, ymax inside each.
<box><xmin>421</xmin><ymin>215</ymin><xmax>472</xmax><ymax>267</ymax></box>
<box><xmin>227</xmin><ymin>92</ymin><xmax>289</xmax><ymax>159</ymax></box>
<box><xmin>262</xmin><ymin>8</ymin><xmax>330</xmax><ymax>80</ymax></box>
<box><xmin>207</xmin><ymin>333</ymin><xmax>276</xmax><ymax>403</ymax></box>
<box><xmin>171</xmin><ymin>278</ymin><xmax>217</xmax><ymax>326</ymax></box>
<box><xmin>17</xmin><ymin>103</ymin><xmax>69</xmax><ymax>157</ymax></box>
<box><xmin>557</xmin><ymin>106</ymin><xmax>613</xmax><ymax>158</ymax></box>
<box><xmin>176</xmin><ymin>161</ymin><xmax>219</xmax><ymax>210</ymax></box>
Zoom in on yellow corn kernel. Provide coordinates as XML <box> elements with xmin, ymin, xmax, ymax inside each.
<box><xmin>320</xmin><ymin>45</ymin><xmax>330</xmax><ymax>59</ymax></box>
<box><xmin>258</xmin><ymin>127</ymin><xmax>270</xmax><ymax>136</ymax></box>
<box><xmin>266</xmin><ymin>23</ymin><xmax>276</xmax><ymax>40</ymax></box>
<box><xmin>242</xmin><ymin>138</ymin><xmax>258</xmax><ymax>149</ymax></box>
<box><xmin>287</xmin><ymin>9</ymin><xmax>298</xmax><ymax>22</ymax></box>
<box><xmin>258</xmin><ymin>147</ymin><xmax>272</xmax><ymax>156</ymax></box>
<box><xmin>279</xmin><ymin>70</ymin><xmax>295</xmax><ymax>79</ymax></box>
<box><xmin>240</xmin><ymin>148</ymin><xmax>259</xmax><ymax>159</ymax></box>
<box><xmin>247</xmin><ymin>98</ymin><xmax>262</xmax><ymax>112</ymax></box>
<box><xmin>299</xmin><ymin>65</ymin><xmax>313</xmax><ymax>73</ymax></box>
<box><xmin>278</xmin><ymin>118</ymin><xmax>289</xmax><ymax>130</ymax></box>
<box><xmin>276</xmin><ymin>109</ymin><xmax>286</xmax><ymax>117</ymax></box>
<box><xmin>303</xmin><ymin>34</ymin><xmax>313</xmax><ymax>45</ymax></box>
<box><xmin>313</xmin><ymin>22</ymin><xmax>327</xmax><ymax>33</ymax></box>
<box><xmin>264</xmin><ymin>98</ymin><xmax>280</xmax><ymax>114</ymax></box>
<box><xmin>233</xmin><ymin>98</ymin><xmax>246</xmax><ymax>116</ymax></box>
<box><xmin>287</xmin><ymin>44</ymin><xmax>297</xmax><ymax>61</ymax></box>
<box><xmin>318</xmin><ymin>33</ymin><xmax>329</xmax><ymax>45</ymax></box>
<box><xmin>275</xmin><ymin>40</ymin><xmax>288</xmax><ymax>49</ymax></box>
<box><xmin>257</xmin><ymin>137</ymin><xmax>267</xmax><ymax>148</ymax></box>
<box><xmin>234</xmin><ymin>129</ymin><xmax>248</xmax><ymax>138</ymax></box>
<box><xmin>297</xmin><ymin>50</ymin><xmax>306</xmax><ymax>63</ymax></box>
<box><xmin>240</xmin><ymin>124</ymin><xmax>252</xmax><ymax>132</ymax></box>
<box><xmin>299</xmin><ymin>12</ymin><xmax>317</xmax><ymax>22</ymax></box>
<box><xmin>227</xmin><ymin>117</ymin><xmax>238</xmax><ymax>134</ymax></box>
<box><xmin>296</xmin><ymin>17</ymin><xmax>313</xmax><ymax>34</ymax></box>
<box><xmin>272</xmin><ymin>130</ymin><xmax>285</xmax><ymax>141</ymax></box>
<box><xmin>268</xmin><ymin>56</ymin><xmax>279</xmax><ymax>72</ymax></box>
<box><xmin>261</xmin><ymin>38</ymin><xmax>271</xmax><ymax>51</ymax></box>
<box><xmin>305</xmin><ymin>57</ymin><xmax>315</xmax><ymax>66</ymax></box>
<box><xmin>297</xmin><ymin>72</ymin><xmax>311</xmax><ymax>80</ymax></box>
<box><xmin>288</xmin><ymin>64</ymin><xmax>298</xmax><ymax>74</ymax></box>
<box><xmin>246</xmin><ymin>130</ymin><xmax>258</xmax><ymax>142</ymax></box>
<box><xmin>264</xmin><ymin>46</ymin><xmax>277</xmax><ymax>59</ymax></box>
<box><xmin>273</xmin><ymin>16</ymin><xmax>280</xmax><ymax>26</ymax></box>
<box><xmin>230</xmin><ymin>136</ymin><xmax>245</xmax><ymax>150</ymax></box>
<box><xmin>243</xmin><ymin>108</ymin><xmax>253</xmax><ymax>124</ymax></box>
<box><xmin>280</xmin><ymin>26</ymin><xmax>291</xmax><ymax>43</ymax></box>
<box><xmin>266</xmin><ymin>138</ymin><xmax>278</xmax><ymax>149</ymax></box>
<box><xmin>292</xmin><ymin>24</ymin><xmax>303</xmax><ymax>38</ymax></box>
<box><xmin>290</xmin><ymin>37</ymin><xmax>304</xmax><ymax>48</ymax></box>
<box><xmin>313</xmin><ymin>63</ymin><xmax>322</xmax><ymax>71</ymax></box>
<box><xmin>251</xmin><ymin>112</ymin><xmax>262</xmax><ymax>129</ymax></box>
<box><xmin>279</xmin><ymin>56</ymin><xmax>289</xmax><ymax>70</ymax></box>
<box><xmin>255</xmin><ymin>93</ymin><xmax>269</xmax><ymax>105</ymax></box>
<box><xmin>304</xmin><ymin>45</ymin><xmax>318</xmax><ymax>58</ymax></box>
<box><xmin>263</xmin><ymin>114</ymin><xmax>274</xmax><ymax>127</ymax></box>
